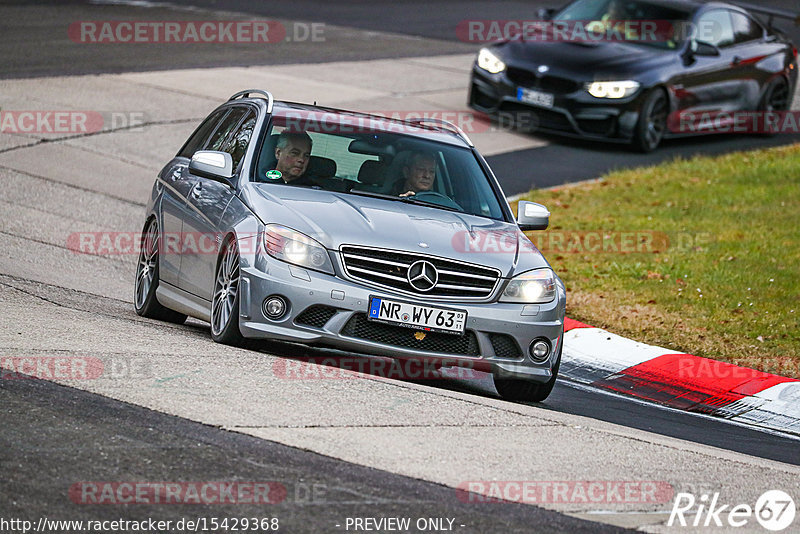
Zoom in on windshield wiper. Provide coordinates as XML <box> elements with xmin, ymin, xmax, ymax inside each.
<box><xmin>347</xmin><ymin>188</ymin><xmax>462</xmax><ymax>213</ymax></box>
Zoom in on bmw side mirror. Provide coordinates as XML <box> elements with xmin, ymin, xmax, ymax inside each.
<box><xmin>688</xmin><ymin>39</ymin><xmax>721</xmax><ymax>57</ymax></box>
<box><xmin>517</xmin><ymin>201</ymin><xmax>550</xmax><ymax>231</ymax></box>
<box><xmin>536</xmin><ymin>7</ymin><xmax>557</xmax><ymax>21</ymax></box>
<box><xmin>189</xmin><ymin>150</ymin><xmax>234</xmax><ymax>185</ymax></box>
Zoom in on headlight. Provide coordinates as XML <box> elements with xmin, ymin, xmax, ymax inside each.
<box><xmin>500</xmin><ymin>269</ymin><xmax>556</xmax><ymax>303</ymax></box>
<box><xmin>477</xmin><ymin>48</ymin><xmax>506</xmax><ymax>74</ymax></box>
<box><xmin>263</xmin><ymin>224</ymin><xmax>334</xmax><ymax>275</ymax></box>
<box><xmin>586</xmin><ymin>80</ymin><xmax>640</xmax><ymax>99</ymax></box>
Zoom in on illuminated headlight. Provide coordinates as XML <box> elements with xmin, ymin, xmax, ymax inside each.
<box><xmin>586</xmin><ymin>80</ymin><xmax>640</xmax><ymax>99</ymax></box>
<box><xmin>477</xmin><ymin>48</ymin><xmax>506</xmax><ymax>74</ymax></box>
<box><xmin>263</xmin><ymin>224</ymin><xmax>334</xmax><ymax>275</ymax></box>
<box><xmin>500</xmin><ymin>269</ymin><xmax>556</xmax><ymax>303</ymax></box>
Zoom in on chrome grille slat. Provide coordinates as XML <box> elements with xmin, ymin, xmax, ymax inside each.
<box><xmin>342</xmin><ymin>253</ymin><xmax>411</xmax><ymax>269</ymax></box>
<box><xmin>340</xmin><ymin>245</ymin><xmax>500</xmax><ymax>299</ymax></box>
<box><xmin>434</xmin><ymin>284</ymin><xmax>489</xmax><ymax>292</ymax></box>
<box><xmin>347</xmin><ymin>266</ymin><xmax>409</xmax><ymax>283</ymax></box>
<box><xmin>437</xmin><ymin>269</ymin><xmax>497</xmax><ymax>281</ymax></box>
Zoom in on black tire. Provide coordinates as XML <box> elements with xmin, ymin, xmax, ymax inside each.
<box><xmin>210</xmin><ymin>236</ymin><xmax>245</xmax><ymax>346</ymax></box>
<box><xmin>493</xmin><ymin>334</ymin><xmax>562</xmax><ymax>403</ymax></box>
<box><xmin>632</xmin><ymin>88</ymin><xmax>669</xmax><ymax>153</ymax></box>
<box><xmin>755</xmin><ymin>77</ymin><xmax>791</xmax><ymax>136</ymax></box>
<box><xmin>134</xmin><ymin>218</ymin><xmax>187</xmax><ymax>324</ymax></box>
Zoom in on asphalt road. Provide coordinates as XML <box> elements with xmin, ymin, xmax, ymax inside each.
<box><xmin>1</xmin><ymin>375</ymin><xmax>626</xmax><ymax>534</ymax></box>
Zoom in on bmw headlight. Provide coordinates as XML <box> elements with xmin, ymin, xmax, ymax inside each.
<box><xmin>263</xmin><ymin>224</ymin><xmax>334</xmax><ymax>275</ymax></box>
<box><xmin>500</xmin><ymin>269</ymin><xmax>556</xmax><ymax>303</ymax></box>
<box><xmin>477</xmin><ymin>48</ymin><xmax>506</xmax><ymax>74</ymax></box>
<box><xmin>586</xmin><ymin>80</ymin><xmax>640</xmax><ymax>99</ymax></box>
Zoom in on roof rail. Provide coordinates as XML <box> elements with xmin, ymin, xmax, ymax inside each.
<box><xmin>733</xmin><ymin>2</ymin><xmax>799</xmax><ymax>28</ymax></box>
<box><xmin>406</xmin><ymin>117</ymin><xmax>474</xmax><ymax>147</ymax></box>
<box><xmin>228</xmin><ymin>89</ymin><xmax>274</xmax><ymax>113</ymax></box>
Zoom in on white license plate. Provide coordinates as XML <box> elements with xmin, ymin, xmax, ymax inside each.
<box><xmin>367</xmin><ymin>297</ymin><xmax>467</xmax><ymax>335</ymax></box>
<box><xmin>517</xmin><ymin>87</ymin><xmax>554</xmax><ymax>108</ymax></box>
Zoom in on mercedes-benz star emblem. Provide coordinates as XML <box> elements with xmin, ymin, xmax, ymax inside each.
<box><xmin>407</xmin><ymin>260</ymin><xmax>438</xmax><ymax>292</ymax></box>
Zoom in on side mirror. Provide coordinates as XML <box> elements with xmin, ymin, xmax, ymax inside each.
<box><xmin>189</xmin><ymin>150</ymin><xmax>234</xmax><ymax>185</ymax></box>
<box><xmin>517</xmin><ymin>201</ymin><xmax>550</xmax><ymax>231</ymax></box>
<box><xmin>536</xmin><ymin>7</ymin><xmax>557</xmax><ymax>21</ymax></box>
<box><xmin>688</xmin><ymin>39</ymin><xmax>721</xmax><ymax>57</ymax></box>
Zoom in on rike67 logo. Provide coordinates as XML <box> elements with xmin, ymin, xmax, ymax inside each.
<box><xmin>669</xmin><ymin>490</ymin><xmax>796</xmax><ymax>531</ymax></box>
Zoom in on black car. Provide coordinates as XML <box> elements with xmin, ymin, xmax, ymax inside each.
<box><xmin>468</xmin><ymin>0</ymin><xmax>798</xmax><ymax>151</ymax></box>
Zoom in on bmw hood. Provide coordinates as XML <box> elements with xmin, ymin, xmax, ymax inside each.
<box><xmin>498</xmin><ymin>40</ymin><xmax>674</xmax><ymax>80</ymax></box>
<box><xmin>241</xmin><ymin>184</ymin><xmax>549</xmax><ymax>277</ymax></box>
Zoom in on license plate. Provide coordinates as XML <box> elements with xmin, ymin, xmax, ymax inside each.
<box><xmin>367</xmin><ymin>297</ymin><xmax>467</xmax><ymax>335</ymax></box>
<box><xmin>517</xmin><ymin>87</ymin><xmax>554</xmax><ymax>108</ymax></box>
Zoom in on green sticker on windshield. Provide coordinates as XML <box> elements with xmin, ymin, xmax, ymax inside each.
<box><xmin>266</xmin><ymin>170</ymin><xmax>282</xmax><ymax>180</ymax></box>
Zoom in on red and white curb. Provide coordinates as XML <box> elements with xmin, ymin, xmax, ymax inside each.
<box><xmin>561</xmin><ymin>318</ymin><xmax>800</xmax><ymax>436</ymax></box>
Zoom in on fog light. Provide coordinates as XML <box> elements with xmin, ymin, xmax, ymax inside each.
<box><xmin>263</xmin><ymin>295</ymin><xmax>287</xmax><ymax>319</ymax></box>
<box><xmin>529</xmin><ymin>339</ymin><xmax>551</xmax><ymax>362</ymax></box>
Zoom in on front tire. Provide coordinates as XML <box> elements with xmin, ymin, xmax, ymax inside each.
<box><xmin>210</xmin><ymin>236</ymin><xmax>245</xmax><ymax>346</ymax></box>
<box><xmin>133</xmin><ymin>218</ymin><xmax>187</xmax><ymax>324</ymax></box>
<box><xmin>493</xmin><ymin>335</ymin><xmax>562</xmax><ymax>403</ymax></box>
<box><xmin>633</xmin><ymin>88</ymin><xmax>668</xmax><ymax>153</ymax></box>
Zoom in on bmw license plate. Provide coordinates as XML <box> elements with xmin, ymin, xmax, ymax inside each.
<box><xmin>517</xmin><ymin>87</ymin><xmax>554</xmax><ymax>108</ymax></box>
<box><xmin>368</xmin><ymin>297</ymin><xmax>467</xmax><ymax>335</ymax></box>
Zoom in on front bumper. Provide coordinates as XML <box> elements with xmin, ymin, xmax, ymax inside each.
<box><xmin>469</xmin><ymin>65</ymin><xmax>645</xmax><ymax>142</ymax></box>
<box><xmin>238</xmin><ymin>252</ymin><xmax>565</xmax><ymax>383</ymax></box>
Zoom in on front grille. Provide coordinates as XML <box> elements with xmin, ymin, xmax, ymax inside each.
<box><xmin>341</xmin><ymin>313</ymin><xmax>480</xmax><ymax>356</ymax></box>
<box><xmin>506</xmin><ymin>68</ymin><xmax>580</xmax><ymax>94</ymax></box>
<box><xmin>295</xmin><ymin>305</ymin><xmax>338</xmax><ymax>328</ymax></box>
<box><xmin>499</xmin><ymin>103</ymin><xmax>575</xmax><ymax>133</ymax></box>
<box><xmin>340</xmin><ymin>245</ymin><xmax>500</xmax><ymax>299</ymax></box>
<box><xmin>577</xmin><ymin>117</ymin><xmax>616</xmax><ymax>136</ymax></box>
<box><xmin>489</xmin><ymin>334</ymin><xmax>522</xmax><ymax>359</ymax></box>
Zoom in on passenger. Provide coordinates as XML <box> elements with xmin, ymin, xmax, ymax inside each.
<box><xmin>271</xmin><ymin>131</ymin><xmax>315</xmax><ymax>186</ymax></box>
<box><xmin>392</xmin><ymin>151</ymin><xmax>437</xmax><ymax>197</ymax></box>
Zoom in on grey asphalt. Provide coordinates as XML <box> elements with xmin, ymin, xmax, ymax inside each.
<box><xmin>0</xmin><ymin>376</ymin><xmax>629</xmax><ymax>534</ymax></box>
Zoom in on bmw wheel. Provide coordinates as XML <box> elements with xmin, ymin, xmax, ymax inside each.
<box><xmin>633</xmin><ymin>88</ymin><xmax>668</xmax><ymax>153</ymax></box>
<box><xmin>211</xmin><ymin>236</ymin><xmax>245</xmax><ymax>346</ymax></box>
<box><xmin>133</xmin><ymin>218</ymin><xmax>187</xmax><ymax>324</ymax></box>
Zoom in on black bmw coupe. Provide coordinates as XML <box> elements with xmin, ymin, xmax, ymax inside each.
<box><xmin>468</xmin><ymin>0</ymin><xmax>798</xmax><ymax>151</ymax></box>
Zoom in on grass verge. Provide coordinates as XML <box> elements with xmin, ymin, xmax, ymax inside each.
<box><xmin>514</xmin><ymin>143</ymin><xmax>800</xmax><ymax>378</ymax></box>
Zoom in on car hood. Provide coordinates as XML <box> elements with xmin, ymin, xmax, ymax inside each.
<box><xmin>499</xmin><ymin>40</ymin><xmax>674</xmax><ymax>79</ymax></box>
<box><xmin>241</xmin><ymin>183</ymin><xmax>549</xmax><ymax>277</ymax></box>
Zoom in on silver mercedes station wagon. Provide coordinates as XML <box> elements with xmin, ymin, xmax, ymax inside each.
<box><xmin>134</xmin><ymin>90</ymin><xmax>566</xmax><ymax>401</ymax></box>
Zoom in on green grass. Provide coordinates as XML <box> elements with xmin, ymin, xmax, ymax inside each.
<box><xmin>514</xmin><ymin>144</ymin><xmax>800</xmax><ymax>377</ymax></box>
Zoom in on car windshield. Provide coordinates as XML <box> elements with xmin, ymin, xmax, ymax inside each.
<box><xmin>254</xmin><ymin>111</ymin><xmax>507</xmax><ymax>221</ymax></box>
<box><xmin>555</xmin><ymin>0</ymin><xmax>692</xmax><ymax>50</ymax></box>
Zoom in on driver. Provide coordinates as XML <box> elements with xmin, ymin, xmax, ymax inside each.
<box><xmin>271</xmin><ymin>131</ymin><xmax>315</xmax><ymax>186</ymax></box>
<box><xmin>392</xmin><ymin>151</ymin><xmax>437</xmax><ymax>197</ymax></box>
